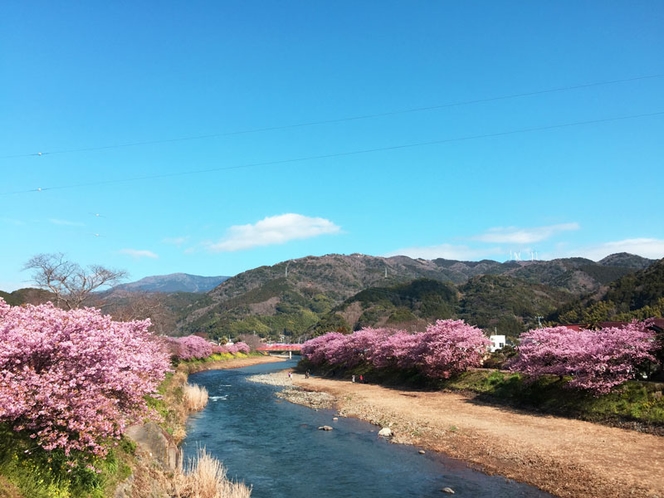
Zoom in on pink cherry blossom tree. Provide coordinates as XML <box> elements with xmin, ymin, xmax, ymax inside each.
<box><xmin>0</xmin><ymin>299</ymin><xmax>170</xmax><ymax>457</ymax></box>
<box><xmin>166</xmin><ymin>334</ymin><xmax>214</xmax><ymax>360</ymax></box>
<box><xmin>508</xmin><ymin>322</ymin><xmax>658</xmax><ymax>394</ymax></box>
<box><xmin>301</xmin><ymin>333</ymin><xmax>339</xmax><ymax>365</ymax></box>
<box><xmin>416</xmin><ymin>320</ymin><xmax>490</xmax><ymax>379</ymax></box>
<box><xmin>369</xmin><ymin>329</ymin><xmax>422</xmax><ymax>369</ymax></box>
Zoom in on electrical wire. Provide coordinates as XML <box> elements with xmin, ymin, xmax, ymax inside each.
<box><xmin>2</xmin><ymin>109</ymin><xmax>662</xmax><ymax>197</ymax></box>
<box><xmin>0</xmin><ymin>73</ymin><xmax>661</xmax><ymax>160</ymax></box>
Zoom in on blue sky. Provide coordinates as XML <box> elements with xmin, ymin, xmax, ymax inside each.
<box><xmin>2</xmin><ymin>1</ymin><xmax>663</xmax><ymax>291</ymax></box>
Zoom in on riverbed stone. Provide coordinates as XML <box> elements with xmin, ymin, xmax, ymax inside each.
<box><xmin>318</xmin><ymin>425</ymin><xmax>334</xmax><ymax>431</ymax></box>
<box><xmin>378</xmin><ymin>427</ymin><xmax>393</xmax><ymax>438</ymax></box>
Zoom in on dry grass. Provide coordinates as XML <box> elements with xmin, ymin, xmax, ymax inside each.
<box><xmin>183</xmin><ymin>383</ymin><xmax>209</xmax><ymax>412</ymax></box>
<box><xmin>121</xmin><ymin>447</ymin><xmax>252</xmax><ymax>498</ymax></box>
<box><xmin>174</xmin><ymin>448</ymin><xmax>252</xmax><ymax>498</ymax></box>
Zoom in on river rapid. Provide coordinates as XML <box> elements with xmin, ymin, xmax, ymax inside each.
<box><xmin>182</xmin><ymin>360</ymin><xmax>553</xmax><ymax>498</ymax></box>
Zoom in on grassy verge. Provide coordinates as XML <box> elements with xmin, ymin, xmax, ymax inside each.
<box><xmin>442</xmin><ymin>369</ymin><xmax>664</xmax><ymax>432</ymax></box>
<box><xmin>0</xmin><ymin>423</ymin><xmax>136</xmax><ymax>498</ymax></box>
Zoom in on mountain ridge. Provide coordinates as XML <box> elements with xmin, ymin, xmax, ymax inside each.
<box><xmin>2</xmin><ymin>253</ymin><xmax>658</xmax><ymax>341</ymax></box>
<box><xmin>177</xmin><ymin>252</ymin><xmax>656</xmax><ymax>340</ymax></box>
<box><xmin>111</xmin><ymin>273</ymin><xmax>229</xmax><ymax>294</ymax></box>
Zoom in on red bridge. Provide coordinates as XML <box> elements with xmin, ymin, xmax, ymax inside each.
<box><xmin>256</xmin><ymin>343</ymin><xmax>303</xmax><ymax>355</ymax></box>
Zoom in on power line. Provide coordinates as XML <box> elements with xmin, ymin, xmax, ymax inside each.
<box><xmin>2</xmin><ymin>109</ymin><xmax>662</xmax><ymax>197</ymax></box>
<box><xmin>1</xmin><ymin>73</ymin><xmax>662</xmax><ymax>160</ymax></box>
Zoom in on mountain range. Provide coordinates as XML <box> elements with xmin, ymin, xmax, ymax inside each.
<box><xmin>3</xmin><ymin>252</ymin><xmax>661</xmax><ymax>342</ymax></box>
<box><xmin>175</xmin><ymin>252</ymin><xmax>657</xmax><ymax>340</ymax></box>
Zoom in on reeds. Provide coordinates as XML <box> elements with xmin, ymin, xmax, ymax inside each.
<box><xmin>183</xmin><ymin>383</ymin><xmax>209</xmax><ymax>412</ymax></box>
<box><xmin>175</xmin><ymin>448</ymin><xmax>252</xmax><ymax>498</ymax></box>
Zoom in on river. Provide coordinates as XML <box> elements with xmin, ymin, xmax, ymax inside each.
<box><xmin>182</xmin><ymin>360</ymin><xmax>553</xmax><ymax>497</ymax></box>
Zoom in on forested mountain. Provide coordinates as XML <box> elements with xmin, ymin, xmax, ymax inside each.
<box><xmin>0</xmin><ymin>288</ymin><xmax>54</xmax><ymax>307</ymax></box>
<box><xmin>3</xmin><ymin>253</ymin><xmax>658</xmax><ymax>340</ymax></box>
<box><xmin>458</xmin><ymin>275</ymin><xmax>575</xmax><ymax>335</ymax></box>
<box><xmin>176</xmin><ymin>253</ymin><xmax>655</xmax><ymax>341</ymax></box>
<box><xmin>550</xmin><ymin>258</ymin><xmax>664</xmax><ymax>325</ymax></box>
<box><xmin>309</xmin><ymin>279</ymin><xmax>459</xmax><ymax>335</ymax></box>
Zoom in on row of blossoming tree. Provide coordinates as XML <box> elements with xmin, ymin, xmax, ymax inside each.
<box><xmin>302</xmin><ymin>319</ymin><xmax>660</xmax><ymax>395</ymax></box>
<box><xmin>301</xmin><ymin>319</ymin><xmax>490</xmax><ymax>379</ymax></box>
<box><xmin>0</xmin><ymin>298</ymin><xmax>250</xmax><ymax>465</ymax></box>
<box><xmin>165</xmin><ymin>334</ymin><xmax>250</xmax><ymax>361</ymax></box>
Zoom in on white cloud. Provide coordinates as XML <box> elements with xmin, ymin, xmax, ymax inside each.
<box><xmin>119</xmin><ymin>249</ymin><xmax>159</xmax><ymax>259</ymax></box>
<box><xmin>49</xmin><ymin>218</ymin><xmax>84</xmax><ymax>227</ymax></box>
<box><xmin>386</xmin><ymin>244</ymin><xmax>503</xmax><ymax>261</ymax></box>
<box><xmin>569</xmin><ymin>238</ymin><xmax>664</xmax><ymax>261</ymax></box>
<box><xmin>207</xmin><ymin>213</ymin><xmax>341</xmax><ymax>252</ymax></box>
<box><xmin>473</xmin><ymin>223</ymin><xmax>580</xmax><ymax>244</ymax></box>
<box><xmin>163</xmin><ymin>236</ymin><xmax>189</xmax><ymax>246</ymax></box>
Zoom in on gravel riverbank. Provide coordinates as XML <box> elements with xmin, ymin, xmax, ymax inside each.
<box><xmin>247</xmin><ymin>370</ymin><xmax>336</xmax><ymax>410</ymax></box>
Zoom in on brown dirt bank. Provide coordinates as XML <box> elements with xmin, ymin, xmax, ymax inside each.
<box><xmin>292</xmin><ymin>374</ymin><xmax>663</xmax><ymax>498</ymax></box>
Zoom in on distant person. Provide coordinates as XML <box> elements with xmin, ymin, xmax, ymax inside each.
<box><xmin>352</xmin><ymin>375</ymin><xmax>356</xmax><ymax>383</ymax></box>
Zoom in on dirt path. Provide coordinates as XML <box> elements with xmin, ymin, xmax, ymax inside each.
<box><xmin>292</xmin><ymin>375</ymin><xmax>663</xmax><ymax>498</ymax></box>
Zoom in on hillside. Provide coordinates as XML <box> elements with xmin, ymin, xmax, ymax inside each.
<box><xmin>310</xmin><ymin>279</ymin><xmax>460</xmax><ymax>335</ymax></box>
<box><xmin>550</xmin><ymin>257</ymin><xmax>664</xmax><ymax>325</ymax></box>
<box><xmin>458</xmin><ymin>274</ymin><xmax>577</xmax><ymax>335</ymax></box>
<box><xmin>177</xmin><ymin>253</ymin><xmax>654</xmax><ymax>341</ymax></box>
<box><xmin>3</xmin><ymin>254</ymin><xmax>656</xmax><ymax>340</ymax></box>
<box><xmin>0</xmin><ymin>288</ymin><xmax>54</xmax><ymax>307</ymax></box>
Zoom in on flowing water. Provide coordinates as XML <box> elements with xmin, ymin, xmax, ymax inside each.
<box><xmin>182</xmin><ymin>361</ymin><xmax>553</xmax><ymax>497</ymax></box>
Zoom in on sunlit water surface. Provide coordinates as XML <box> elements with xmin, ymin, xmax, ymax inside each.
<box><xmin>182</xmin><ymin>360</ymin><xmax>553</xmax><ymax>498</ymax></box>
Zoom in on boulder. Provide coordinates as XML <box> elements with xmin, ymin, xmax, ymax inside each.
<box><xmin>318</xmin><ymin>425</ymin><xmax>334</xmax><ymax>431</ymax></box>
<box><xmin>125</xmin><ymin>422</ymin><xmax>180</xmax><ymax>470</ymax></box>
<box><xmin>378</xmin><ymin>427</ymin><xmax>393</xmax><ymax>438</ymax></box>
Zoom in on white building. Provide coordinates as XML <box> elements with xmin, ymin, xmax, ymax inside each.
<box><xmin>489</xmin><ymin>335</ymin><xmax>506</xmax><ymax>353</ymax></box>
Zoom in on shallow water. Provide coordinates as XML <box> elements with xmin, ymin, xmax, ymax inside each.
<box><xmin>182</xmin><ymin>361</ymin><xmax>553</xmax><ymax>497</ymax></box>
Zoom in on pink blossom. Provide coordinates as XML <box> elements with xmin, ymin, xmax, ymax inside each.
<box><xmin>416</xmin><ymin>320</ymin><xmax>490</xmax><ymax>378</ymax></box>
<box><xmin>165</xmin><ymin>334</ymin><xmax>214</xmax><ymax>360</ymax></box>
<box><xmin>0</xmin><ymin>299</ymin><xmax>170</xmax><ymax>456</ymax></box>
<box><xmin>508</xmin><ymin>322</ymin><xmax>658</xmax><ymax>394</ymax></box>
<box><xmin>302</xmin><ymin>320</ymin><xmax>489</xmax><ymax>379</ymax></box>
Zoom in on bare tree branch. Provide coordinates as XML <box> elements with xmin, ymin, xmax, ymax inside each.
<box><xmin>23</xmin><ymin>253</ymin><xmax>128</xmax><ymax>309</ymax></box>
